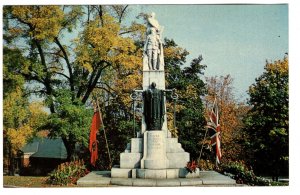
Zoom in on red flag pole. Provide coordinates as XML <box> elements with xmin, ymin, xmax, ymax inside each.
<box><xmin>96</xmin><ymin>98</ymin><xmax>112</xmax><ymax>169</ymax></box>
<box><xmin>89</xmin><ymin>104</ymin><xmax>99</xmax><ymax>167</ymax></box>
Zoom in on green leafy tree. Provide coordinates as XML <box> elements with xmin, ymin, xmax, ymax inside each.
<box><xmin>3</xmin><ymin>5</ymin><xmax>145</xmax><ymax>160</ymax></box>
<box><xmin>3</xmin><ymin>46</ymin><xmax>28</xmax><ymax>175</ymax></box>
<box><xmin>164</xmin><ymin>39</ymin><xmax>207</xmax><ymax>160</ymax></box>
<box><xmin>3</xmin><ymin>47</ymin><xmax>49</xmax><ymax>174</ymax></box>
<box><xmin>47</xmin><ymin>89</ymin><xmax>93</xmax><ymax>161</ymax></box>
<box><xmin>244</xmin><ymin>56</ymin><xmax>288</xmax><ymax>180</ymax></box>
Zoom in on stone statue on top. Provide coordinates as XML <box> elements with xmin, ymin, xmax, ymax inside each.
<box><xmin>143</xmin><ymin>12</ymin><xmax>165</xmax><ymax>71</ymax></box>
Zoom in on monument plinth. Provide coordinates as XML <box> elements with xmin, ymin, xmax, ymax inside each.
<box><xmin>111</xmin><ymin>12</ymin><xmax>189</xmax><ymax>179</ymax></box>
<box><xmin>141</xmin><ymin>131</ymin><xmax>169</xmax><ymax>169</ymax></box>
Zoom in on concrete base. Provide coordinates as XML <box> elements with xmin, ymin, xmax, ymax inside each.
<box><xmin>117</xmin><ymin>133</ymin><xmax>189</xmax><ymax>171</ymax></box>
<box><xmin>111</xmin><ymin>167</ymin><xmax>201</xmax><ymax>179</ymax></box>
<box><xmin>77</xmin><ymin>171</ymin><xmax>238</xmax><ymax>187</ymax></box>
<box><xmin>77</xmin><ymin>171</ymin><xmax>111</xmax><ymax>187</ymax></box>
<box><xmin>111</xmin><ymin>168</ymin><xmax>132</xmax><ymax>178</ymax></box>
<box><xmin>120</xmin><ymin>153</ymin><xmax>142</xmax><ymax>168</ymax></box>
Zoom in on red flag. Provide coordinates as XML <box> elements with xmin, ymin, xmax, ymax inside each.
<box><xmin>89</xmin><ymin>111</ymin><xmax>102</xmax><ymax>166</ymax></box>
<box><xmin>207</xmin><ymin>98</ymin><xmax>222</xmax><ymax>164</ymax></box>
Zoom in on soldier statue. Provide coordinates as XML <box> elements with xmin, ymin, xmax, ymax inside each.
<box><xmin>143</xmin><ymin>12</ymin><xmax>165</xmax><ymax>71</ymax></box>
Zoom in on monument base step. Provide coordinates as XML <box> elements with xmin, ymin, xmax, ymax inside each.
<box><xmin>111</xmin><ymin>167</ymin><xmax>212</xmax><ymax>179</ymax></box>
<box><xmin>77</xmin><ymin>171</ymin><xmax>238</xmax><ymax>187</ymax></box>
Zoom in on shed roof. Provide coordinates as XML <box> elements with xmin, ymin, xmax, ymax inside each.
<box><xmin>21</xmin><ymin>138</ymin><xmax>67</xmax><ymax>159</ymax></box>
<box><xmin>22</xmin><ymin>139</ymin><xmax>39</xmax><ymax>154</ymax></box>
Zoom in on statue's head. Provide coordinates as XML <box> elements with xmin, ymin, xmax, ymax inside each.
<box><xmin>150</xmin><ymin>12</ymin><xmax>155</xmax><ymax>18</ymax></box>
<box><xmin>151</xmin><ymin>82</ymin><xmax>157</xmax><ymax>89</ymax></box>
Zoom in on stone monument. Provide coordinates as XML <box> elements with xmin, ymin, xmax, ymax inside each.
<box><xmin>111</xmin><ymin>12</ymin><xmax>190</xmax><ymax>179</ymax></box>
<box><xmin>77</xmin><ymin>12</ymin><xmax>236</xmax><ymax>187</ymax></box>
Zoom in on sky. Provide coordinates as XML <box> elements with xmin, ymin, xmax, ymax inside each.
<box><xmin>126</xmin><ymin>4</ymin><xmax>288</xmax><ymax>101</ymax></box>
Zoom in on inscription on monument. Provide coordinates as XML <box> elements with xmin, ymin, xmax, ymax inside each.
<box><xmin>148</xmin><ymin>133</ymin><xmax>162</xmax><ymax>150</ymax></box>
<box><xmin>144</xmin><ymin>131</ymin><xmax>168</xmax><ymax>169</ymax></box>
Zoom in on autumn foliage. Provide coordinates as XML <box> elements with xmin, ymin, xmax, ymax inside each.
<box><xmin>203</xmin><ymin>75</ymin><xmax>249</xmax><ymax>165</ymax></box>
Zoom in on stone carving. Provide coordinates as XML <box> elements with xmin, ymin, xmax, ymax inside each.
<box><xmin>143</xmin><ymin>12</ymin><xmax>165</xmax><ymax>71</ymax></box>
<box><xmin>143</xmin><ymin>82</ymin><xmax>165</xmax><ymax>130</ymax></box>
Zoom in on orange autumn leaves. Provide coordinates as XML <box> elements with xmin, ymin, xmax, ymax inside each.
<box><xmin>205</xmin><ymin>75</ymin><xmax>249</xmax><ymax>163</ymax></box>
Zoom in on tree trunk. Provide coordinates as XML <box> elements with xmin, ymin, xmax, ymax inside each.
<box><xmin>8</xmin><ymin>143</ymin><xmax>15</xmax><ymax>176</ymax></box>
<box><xmin>62</xmin><ymin>137</ymin><xmax>75</xmax><ymax>161</ymax></box>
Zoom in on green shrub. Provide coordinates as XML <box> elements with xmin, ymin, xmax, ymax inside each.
<box><xmin>221</xmin><ymin>161</ymin><xmax>271</xmax><ymax>186</ymax></box>
<box><xmin>47</xmin><ymin>159</ymin><xmax>89</xmax><ymax>185</ymax></box>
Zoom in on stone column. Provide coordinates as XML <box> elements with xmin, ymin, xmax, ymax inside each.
<box><xmin>141</xmin><ymin>131</ymin><xmax>169</xmax><ymax>169</ymax></box>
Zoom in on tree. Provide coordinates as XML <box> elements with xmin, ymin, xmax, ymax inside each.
<box><xmin>3</xmin><ymin>46</ymin><xmax>26</xmax><ymax>175</ymax></box>
<box><xmin>3</xmin><ymin>49</ymin><xmax>48</xmax><ymax>173</ymax></box>
<box><xmin>164</xmin><ymin>39</ymin><xmax>207</xmax><ymax>160</ymax></box>
<box><xmin>204</xmin><ymin>75</ymin><xmax>249</xmax><ymax>166</ymax></box>
<box><xmin>3</xmin><ymin>87</ymin><xmax>29</xmax><ymax>175</ymax></box>
<box><xmin>3</xmin><ymin>5</ymin><xmax>145</xmax><ymax>160</ymax></box>
<box><xmin>47</xmin><ymin>89</ymin><xmax>93</xmax><ymax>161</ymax></box>
<box><xmin>244</xmin><ymin>56</ymin><xmax>288</xmax><ymax>180</ymax></box>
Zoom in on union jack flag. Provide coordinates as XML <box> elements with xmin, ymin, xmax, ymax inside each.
<box><xmin>207</xmin><ymin>98</ymin><xmax>222</xmax><ymax>164</ymax></box>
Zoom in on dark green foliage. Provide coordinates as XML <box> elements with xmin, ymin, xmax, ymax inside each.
<box><xmin>47</xmin><ymin>89</ymin><xmax>93</xmax><ymax>160</ymax></box>
<box><xmin>178</xmin><ymin>104</ymin><xmax>206</xmax><ymax>159</ymax></box>
<box><xmin>3</xmin><ymin>46</ymin><xmax>26</xmax><ymax>96</ymax></box>
<box><xmin>221</xmin><ymin>161</ymin><xmax>270</xmax><ymax>186</ymax></box>
<box><xmin>164</xmin><ymin>39</ymin><xmax>207</xmax><ymax>160</ymax></box>
<box><xmin>93</xmin><ymin>101</ymin><xmax>137</xmax><ymax>170</ymax></box>
<box><xmin>47</xmin><ymin>160</ymin><xmax>89</xmax><ymax>185</ymax></box>
<box><xmin>244</xmin><ymin>57</ymin><xmax>288</xmax><ymax>179</ymax></box>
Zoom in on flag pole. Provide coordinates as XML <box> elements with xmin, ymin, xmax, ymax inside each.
<box><xmin>198</xmin><ymin>125</ymin><xmax>209</xmax><ymax>164</ymax></box>
<box><xmin>215</xmin><ymin>149</ymin><xmax>218</xmax><ymax>168</ymax></box>
<box><xmin>211</xmin><ymin>95</ymin><xmax>220</xmax><ymax>169</ymax></box>
<box><xmin>198</xmin><ymin>97</ymin><xmax>213</xmax><ymax>165</ymax></box>
<box><xmin>96</xmin><ymin>98</ymin><xmax>112</xmax><ymax>169</ymax></box>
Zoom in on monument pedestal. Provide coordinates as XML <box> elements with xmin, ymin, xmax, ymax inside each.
<box><xmin>111</xmin><ymin>130</ymin><xmax>190</xmax><ymax>179</ymax></box>
<box><xmin>141</xmin><ymin>131</ymin><xmax>168</xmax><ymax>169</ymax></box>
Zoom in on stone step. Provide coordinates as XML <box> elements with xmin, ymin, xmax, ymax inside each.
<box><xmin>77</xmin><ymin>171</ymin><xmax>238</xmax><ymax>187</ymax></box>
<box><xmin>120</xmin><ymin>153</ymin><xmax>142</xmax><ymax>169</ymax></box>
<box><xmin>166</xmin><ymin>137</ymin><xmax>178</xmax><ymax>144</ymax></box>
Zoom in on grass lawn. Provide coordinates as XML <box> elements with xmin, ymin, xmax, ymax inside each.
<box><xmin>3</xmin><ymin>176</ymin><xmax>77</xmax><ymax>187</ymax></box>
